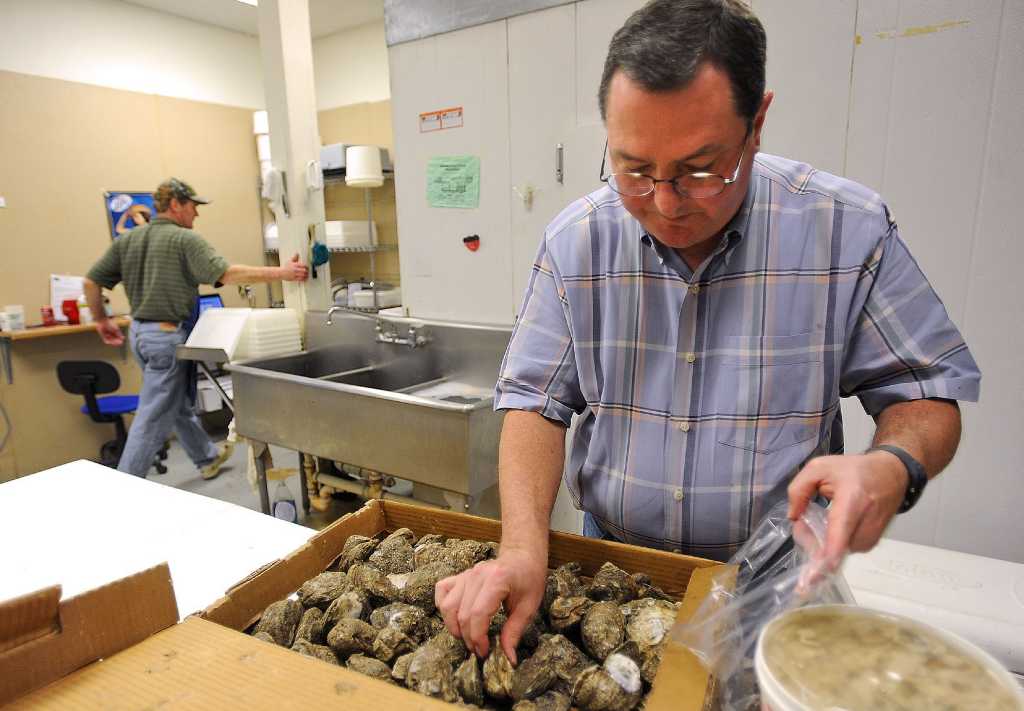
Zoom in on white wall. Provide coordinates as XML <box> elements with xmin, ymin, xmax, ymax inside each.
<box><xmin>313</xmin><ymin>21</ymin><xmax>391</xmax><ymax>110</ymax></box>
<box><xmin>0</xmin><ymin>0</ymin><xmax>265</xmax><ymax>108</ymax></box>
<box><xmin>0</xmin><ymin>0</ymin><xmax>391</xmax><ymax>111</ymax></box>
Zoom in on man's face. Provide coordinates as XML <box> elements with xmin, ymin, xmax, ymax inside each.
<box><xmin>169</xmin><ymin>198</ymin><xmax>198</xmax><ymax>228</ymax></box>
<box><xmin>604</xmin><ymin>63</ymin><xmax>771</xmax><ymax>260</ymax></box>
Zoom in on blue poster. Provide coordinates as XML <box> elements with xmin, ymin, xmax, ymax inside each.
<box><xmin>104</xmin><ymin>191</ymin><xmax>155</xmax><ymax>239</ymax></box>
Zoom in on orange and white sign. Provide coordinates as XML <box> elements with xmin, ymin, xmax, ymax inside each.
<box><xmin>420</xmin><ymin>106</ymin><xmax>464</xmax><ymax>133</ymax></box>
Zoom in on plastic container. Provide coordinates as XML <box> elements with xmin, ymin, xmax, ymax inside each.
<box><xmin>755</xmin><ymin>604</ymin><xmax>1024</xmax><ymax>711</ymax></box>
<box><xmin>271</xmin><ymin>481</ymin><xmax>297</xmax><ymax>523</ymax></box>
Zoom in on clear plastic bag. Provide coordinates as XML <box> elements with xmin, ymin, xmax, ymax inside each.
<box><xmin>670</xmin><ymin>500</ymin><xmax>854</xmax><ymax>711</ymax></box>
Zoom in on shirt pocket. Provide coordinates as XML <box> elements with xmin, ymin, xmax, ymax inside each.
<box><xmin>717</xmin><ymin>331</ymin><xmax>824</xmax><ymax>454</ymax></box>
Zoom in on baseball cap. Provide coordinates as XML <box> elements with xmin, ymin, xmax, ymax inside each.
<box><xmin>159</xmin><ymin>177</ymin><xmax>211</xmax><ymax>205</ymax></box>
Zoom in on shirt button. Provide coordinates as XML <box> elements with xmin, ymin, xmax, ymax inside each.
<box><xmin>688</xmin><ymin>285</ymin><xmax>700</xmax><ymax>295</ymax></box>
<box><xmin>673</xmin><ymin>487</ymin><xmax>684</xmax><ymax>501</ymax></box>
<box><xmin>678</xmin><ymin>421</ymin><xmax>690</xmax><ymax>432</ymax></box>
<box><xmin>685</xmin><ymin>352</ymin><xmax>696</xmax><ymax>364</ymax></box>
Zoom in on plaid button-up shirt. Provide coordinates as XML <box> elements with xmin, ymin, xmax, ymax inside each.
<box><xmin>495</xmin><ymin>153</ymin><xmax>981</xmax><ymax>561</ymax></box>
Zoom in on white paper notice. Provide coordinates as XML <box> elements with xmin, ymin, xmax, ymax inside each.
<box><xmin>50</xmin><ymin>274</ymin><xmax>84</xmax><ymax>322</ymax></box>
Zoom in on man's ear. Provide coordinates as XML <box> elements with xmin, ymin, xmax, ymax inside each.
<box><xmin>752</xmin><ymin>90</ymin><xmax>774</xmax><ymax>150</ymax></box>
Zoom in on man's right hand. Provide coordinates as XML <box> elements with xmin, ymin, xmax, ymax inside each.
<box><xmin>95</xmin><ymin>318</ymin><xmax>124</xmax><ymax>346</ymax></box>
<box><xmin>435</xmin><ymin>547</ymin><xmax>547</xmax><ymax>665</ymax></box>
<box><xmin>281</xmin><ymin>253</ymin><xmax>310</xmax><ymax>282</ymax></box>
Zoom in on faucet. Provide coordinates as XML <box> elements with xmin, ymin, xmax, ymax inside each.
<box><xmin>376</xmin><ymin>318</ymin><xmax>431</xmax><ymax>349</ymax></box>
<box><xmin>325</xmin><ymin>305</ymin><xmax>345</xmax><ymax>325</ymax></box>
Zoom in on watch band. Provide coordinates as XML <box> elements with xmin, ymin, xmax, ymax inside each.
<box><xmin>867</xmin><ymin>444</ymin><xmax>928</xmax><ymax>513</ymax></box>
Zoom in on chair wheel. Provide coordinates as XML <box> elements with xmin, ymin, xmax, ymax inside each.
<box><xmin>153</xmin><ymin>462</ymin><xmax>168</xmax><ymax>475</ymax></box>
<box><xmin>158</xmin><ymin>447</ymin><xmax>169</xmax><ymax>461</ymax></box>
<box><xmin>100</xmin><ymin>441</ymin><xmax>122</xmax><ymax>468</ymax></box>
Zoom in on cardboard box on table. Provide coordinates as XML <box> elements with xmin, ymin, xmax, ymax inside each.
<box><xmin>0</xmin><ymin>500</ymin><xmax>727</xmax><ymax>709</ymax></box>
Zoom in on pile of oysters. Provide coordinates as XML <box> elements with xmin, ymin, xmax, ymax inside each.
<box><xmin>249</xmin><ymin>528</ymin><xmax>680</xmax><ymax>710</ymax></box>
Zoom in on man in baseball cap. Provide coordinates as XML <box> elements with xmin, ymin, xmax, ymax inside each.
<box><xmin>84</xmin><ymin>177</ymin><xmax>309</xmax><ymax>481</ymax></box>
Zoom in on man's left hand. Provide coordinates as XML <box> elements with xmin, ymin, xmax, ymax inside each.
<box><xmin>787</xmin><ymin>451</ymin><xmax>907</xmax><ymax>569</ymax></box>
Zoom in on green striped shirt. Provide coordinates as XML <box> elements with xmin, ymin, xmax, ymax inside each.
<box><xmin>87</xmin><ymin>217</ymin><xmax>229</xmax><ymax>322</ymax></box>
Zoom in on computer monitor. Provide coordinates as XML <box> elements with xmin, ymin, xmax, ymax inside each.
<box><xmin>197</xmin><ymin>293</ymin><xmax>224</xmax><ymax>314</ymax></box>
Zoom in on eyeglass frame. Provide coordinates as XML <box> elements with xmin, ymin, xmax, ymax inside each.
<box><xmin>599</xmin><ymin>135</ymin><xmax>748</xmax><ymax>199</ymax></box>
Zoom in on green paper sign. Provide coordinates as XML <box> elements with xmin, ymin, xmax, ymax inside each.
<box><xmin>426</xmin><ymin>155</ymin><xmax>480</xmax><ymax>209</ymax></box>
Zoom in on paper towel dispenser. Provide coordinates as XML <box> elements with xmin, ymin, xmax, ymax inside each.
<box><xmin>320</xmin><ymin>143</ymin><xmax>394</xmax><ymax>176</ymax></box>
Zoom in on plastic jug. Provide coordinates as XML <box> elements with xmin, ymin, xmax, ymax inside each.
<box><xmin>272</xmin><ymin>481</ymin><xmax>298</xmax><ymax>523</ymax></box>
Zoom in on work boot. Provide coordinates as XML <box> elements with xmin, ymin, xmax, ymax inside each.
<box><xmin>201</xmin><ymin>442</ymin><xmax>235</xmax><ymax>480</ymax></box>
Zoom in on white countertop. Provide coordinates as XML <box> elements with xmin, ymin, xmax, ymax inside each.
<box><xmin>0</xmin><ymin>460</ymin><xmax>315</xmax><ymax>619</ymax></box>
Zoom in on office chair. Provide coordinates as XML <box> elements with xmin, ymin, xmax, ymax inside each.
<box><xmin>56</xmin><ymin>360</ymin><xmax>168</xmax><ymax>473</ymax></box>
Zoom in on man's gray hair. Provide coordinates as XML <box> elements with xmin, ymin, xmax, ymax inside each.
<box><xmin>598</xmin><ymin>0</ymin><xmax>766</xmax><ymax>126</ymax></box>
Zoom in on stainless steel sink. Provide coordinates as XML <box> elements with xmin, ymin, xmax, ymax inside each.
<box><xmin>227</xmin><ymin>313</ymin><xmax>512</xmax><ymax>510</ymax></box>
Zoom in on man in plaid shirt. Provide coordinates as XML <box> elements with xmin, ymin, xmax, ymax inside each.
<box><xmin>437</xmin><ymin>0</ymin><xmax>980</xmax><ymax>663</ymax></box>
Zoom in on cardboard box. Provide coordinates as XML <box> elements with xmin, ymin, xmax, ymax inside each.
<box><xmin>0</xmin><ymin>500</ymin><xmax>724</xmax><ymax>709</ymax></box>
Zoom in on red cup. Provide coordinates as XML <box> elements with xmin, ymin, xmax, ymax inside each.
<box><xmin>61</xmin><ymin>299</ymin><xmax>80</xmax><ymax>325</ymax></box>
<box><xmin>41</xmin><ymin>305</ymin><xmax>56</xmax><ymax>326</ymax></box>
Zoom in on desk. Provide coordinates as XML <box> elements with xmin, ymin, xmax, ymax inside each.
<box><xmin>0</xmin><ymin>460</ymin><xmax>314</xmax><ymax>619</ymax></box>
<box><xmin>0</xmin><ymin>316</ymin><xmax>131</xmax><ymax>384</ymax></box>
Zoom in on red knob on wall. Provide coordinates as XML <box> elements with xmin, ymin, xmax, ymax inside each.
<box><xmin>463</xmin><ymin>235</ymin><xmax>480</xmax><ymax>252</ymax></box>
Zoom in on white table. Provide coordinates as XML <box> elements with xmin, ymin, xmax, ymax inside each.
<box><xmin>0</xmin><ymin>460</ymin><xmax>315</xmax><ymax>619</ymax></box>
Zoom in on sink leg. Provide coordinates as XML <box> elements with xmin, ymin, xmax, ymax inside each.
<box><xmin>298</xmin><ymin>452</ymin><xmax>312</xmax><ymax>516</ymax></box>
<box><xmin>253</xmin><ymin>442</ymin><xmax>271</xmax><ymax>515</ymax></box>
<box><xmin>442</xmin><ymin>490</ymin><xmax>471</xmax><ymax>513</ymax></box>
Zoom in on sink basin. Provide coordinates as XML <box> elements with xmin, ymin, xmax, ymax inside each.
<box><xmin>226</xmin><ymin>314</ymin><xmax>513</xmax><ymax>506</ymax></box>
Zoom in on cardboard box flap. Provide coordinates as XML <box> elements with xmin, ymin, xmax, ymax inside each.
<box><xmin>0</xmin><ymin>585</ymin><xmax>61</xmax><ymax>655</ymax></box>
<box><xmin>8</xmin><ymin>617</ymin><xmax>456</xmax><ymax>710</ymax></box>
<box><xmin>0</xmin><ymin>563</ymin><xmax>179</xmax><ymax>706</ymax></box>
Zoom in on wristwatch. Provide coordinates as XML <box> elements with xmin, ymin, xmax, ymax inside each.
<box><xmin>867</xmin><ymin>444</ymin><xmax>928</xmax><ymax>513</ymax></box>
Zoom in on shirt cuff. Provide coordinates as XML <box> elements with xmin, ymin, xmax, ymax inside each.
<box><xmin>494</xmin><ymin>388</ymin><xmax>576</xmax><ymax>427</ymax></box>
<box><xmin>855</xmin><ymin>376</ymin><xmax>981</xmax><ymax>416</ymax></box>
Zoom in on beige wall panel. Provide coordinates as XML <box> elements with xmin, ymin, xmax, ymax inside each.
<box><xmin>0</xmin><ymin>71</ymin><xmax>264</xmax><ymax>477</ymax></box>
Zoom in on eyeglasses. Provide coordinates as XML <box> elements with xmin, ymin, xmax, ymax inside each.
<box><xmin>599</xmin><ymin>139</ymin><xmax>747</xmax><ymax>199</ymax></box>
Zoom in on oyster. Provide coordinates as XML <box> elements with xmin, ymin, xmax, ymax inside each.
<box><xmin>347</xmin><ymin>563</ymin><xmax>399</xmax><ymax>603</ymax></box>
<box><xmin>488</xmin><ymin>610</ymin><xmax>545</xmax><ymax>652</ymax></box>
<box><xmin>536</xmin><ymin>634</ymin><xmax>590</xmax><ymax>695</ymax></box>
<box><xmin>369</xmin><ymin>601</ymin><xmax>429</xmax><ymax>640</ymax></box>
<box><xmin>368</xmin><ymin>530</ymin><xmax>415</xmax><ymax>576</ymax></box>
<box><xmin>586</xmin><ymin>562</ymin><xmax>640</xmax><ymax>603</ymax></box>
<box><xmin>542</xmin><ymin>562</ymin><xmax>585</xmax><ymax>612</ymax></box>
<box><xmin>251</xmin><ymin>631</ymin><xmax>277</xmax><ymax>645</ymax></box>
<box><xmin>372</xmin><ymin>625</ymin><xmax>418</xmax><ymax>663</ymax></box>
<box><xmin>512</xmin><ymin>690</ymin><xmax>572</xmax><ymax>711</ymax></box>
<box><xmin>322</xmin><ymin>590</ymin><xmax>371</xmax><ymax>633</ymax></box>
<box><xmin>422</xmin><ymin>627</ymin><xmax>470</xmax><ymax>666</ymax></box>
<box><xmin>325</xmin><ymin>617</ymin><xmax>377</xmax><ymax>659</ymax></box>
<box><xmin>424</xmin><ymin>614</ymin><xmax>448</xmax><ymax>638</ymax></box>
<box><xmin>482</xmin><ymin>637</ymin><xmax>516</xmax><ymax>701</ymax></box>
<box><xmin>572</xmin><ymin>647</ymin><xmax>643</xmax><ymax>711</ymax></box>
<box><xmin>405</xmin><ymin>643</ymin><xmax>460</xmax><ymax>702</ymax></box>
<box><xmin>510</xmin><ymin>635</ymin><xmax>563</xmax><ymax>700</ymax></box>
<box><xmin>297</xmin><ymin>571</ymin><xmax>349</xmax><ymax>610</ymax></box>
<box><xmin>401</xmin><ymin>560</ymin><xmax>459</xmax><ymax>611</ymax></box>
<box><xmin>454</xmin><ymin>655</ymin><xmax>485</xmax><ymax>706</ymax></box>
<box><xmin>625</xmin><ymin>599</ymin><xmax>677</xmax><ymax>648</ymax></box>
<box><xmin>445</xmin><ymin>538</ymin><xmax>494</xmax><ymax>563</ymax></box>
<box><xmin>333</xmin><ymin>534</ymin><xmax>379</xmax><ymax>572</ymax></box>
<box><xmin>413</xmin><ymin>542</ymin><xmax>477</xmax><ymax>572</ymax></box>
<box><xmin>581</xmin><ymin>601</ymin><xmax>626</xmax><ymax>661</ymax></box>
<box><xmin>548</xmin><ymin>596</ymin><xmax>594</xmax><ymax>634</ymax></box>
<box><xmin>632</xmin><ymin>572</ymin><xmax>674</xmax><ymax>601</ymax></box>
<box><xmin>252</xmin><ymin>599</ymin><xmax>303</xmax><ymax>647</ymax></box>
<box><xmin>347</xmin><ymin>653</ymin><xmax>394</xmax><ymax>682</ymax></box>
<box><xmin>415</xmin><ymin>533</ymin><xmax>446</xmax><ymax>547</ymax></box>
<box><xmin>294</xmin><ymin>606</ymin><xmax>325</xmax><ymax>644</ymax></box>
<box><xmin>291</xmin><ymin>639</ymin><xmax>340</xmax><ymax>665</ymax></box>
<box><xmin>392</xmin><ymin>651</ymin><xmax>415</xmax><ymax>685</ymax></box>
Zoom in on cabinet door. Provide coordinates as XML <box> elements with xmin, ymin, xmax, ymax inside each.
<box><xmin>390</xmin><ymin>21</ymin><xmax>513</xmax><ymax>324</ymax></box>
<box><xmin>507</xmin><ymin>4</ymin><xmax>577</xmax><ymax>315</ymax></box>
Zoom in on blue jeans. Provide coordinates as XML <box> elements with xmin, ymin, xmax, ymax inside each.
<box><xmin>117</xmin><ymin>322</ymin><xmax>218</xmax><ymax>477</ymax></box>
<box><xmin>582</xmin><ymin>512</ymin><xmax>617</xmax><ymax>541</ymax></box>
